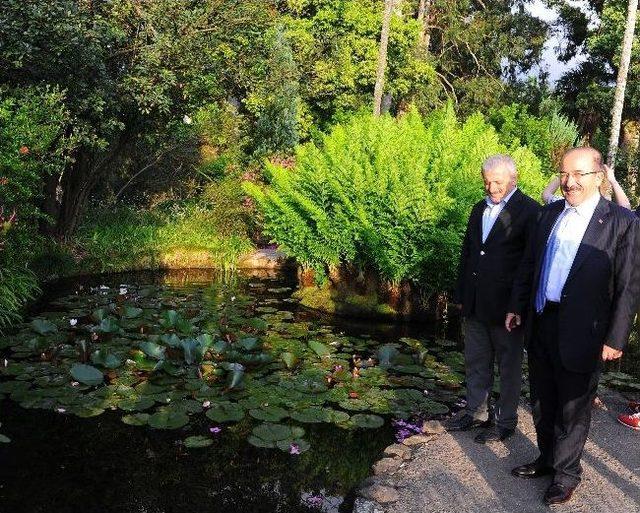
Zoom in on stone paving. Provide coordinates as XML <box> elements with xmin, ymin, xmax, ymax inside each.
<box><xmin>354</xmin><ymin>388</ymin><xmax>640</xmax><ymax>513</ymax></box>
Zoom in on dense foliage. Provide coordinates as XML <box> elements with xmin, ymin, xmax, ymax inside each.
<box><xmin>0</xmin><ymin>87</ymin><xmax>75</xmax><ymax>330</ymax></box>
<box><xmin>246</xmin><ymin>107</ymin><xmax>547</xmax><ymax>291</ymax></box>
<box><xmin>488</xmin><ymin>103</ymin><xmax>582</xmax><ymax>172</ymax></box>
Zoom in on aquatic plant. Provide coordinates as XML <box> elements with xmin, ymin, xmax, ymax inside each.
<box><xmin>0</xmin><ymin>278</ymin><xmax>466</xmax><ymax>453</ymax></box>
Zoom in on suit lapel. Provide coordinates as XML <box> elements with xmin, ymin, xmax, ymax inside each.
<box><xmin>565</xmin><ymin>197</ymin><xmax>610</xmax><ymax>284</ymax></box>
<box><xmin>471</xmin><ymin>201</ymin><xmax>484</xmax><ymax>248</ymax></box>
<box><xmin>484</xmin><ymin>189</ymin><xmax>525</xmax><ymax>245</ymax></box>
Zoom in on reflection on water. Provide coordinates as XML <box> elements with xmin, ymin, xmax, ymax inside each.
<box><xmin>0</xmin><ymin>269</ymin><xmax>460</xmax><ymax>513</ymax></box>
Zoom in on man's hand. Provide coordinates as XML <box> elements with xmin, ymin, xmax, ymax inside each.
<box><xmin>505</xmin><ymin>313</ymin><xmax>521</xmax><ymax>332</ymax></box>
<box><xmin>601</xmin><ymin>344</ymin><xmax>623</xmax><ymax>361</ymax></box>
<box><xmin>604</xmin><ymin>164</ymin><xmax>617</xmax><ymax>183</ymax></box>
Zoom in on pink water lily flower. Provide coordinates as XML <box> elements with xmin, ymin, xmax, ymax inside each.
<box><xmin>209</xmin><ymin>426</ymin><xmax>222</xmax><ymax>434</ymax></box>
<box><xmin>289</xmin><ymin>443</ymin><xmax>300</xmax><ymax>455</ymax></box>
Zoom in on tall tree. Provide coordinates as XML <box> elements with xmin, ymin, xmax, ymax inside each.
<box><xmin>373</xmin><ymin>0</ymin><xmax>396</xmax><ymax>116</ymax></box>
<box><xmin>0</xmin><ymin>0</ymin><xmax>276</xmax><ymax>237</ymax></box>
<box><xmin>607</xmin><ymin>0</ymin><xmax>638</xmax><ymax>167</ymax></box>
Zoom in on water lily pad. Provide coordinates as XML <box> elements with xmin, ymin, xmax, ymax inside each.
<box><xmin>139</xmin><ymin>341</ymin><xmax>166</xmax><ymax>360</ymax></box>
<box><xmin>118</xmin><ymin>397</ymin><xmax>155</xmax><ymax>412</ymax></box>
<box><xmin>276</xmin><ymin>439</ymin><xmax>310</xmax><ymax>453</ymax></box>
<box><xmin>351</xmin><ymin>413</ymin><xmax>384</xmax><ymax>429</ymax></box>
<box><xmin>281</xmin><ymin>352</ymin><xmax>298</xmax><ymax>369</ymax></box>
<box><xmin>205</xmin><ymin>403</ymin><xmax>245</xmax><ymax>423</ymax></box>
<box><xmin>377</xmin><ymin>344</ymin><xmax>400</xmax><ymax>367</ymax></box>
<box><xmin>290</xmin><ymin>407</ymin><xmax>329</xmax><ymax>424</ymax></box>
<box><xmin>91</xmin><ymin>350</ymin><xmax>122</xmax><ymax>369</ymax></box>
<box><xmin>308</xmin><ymin>340</ymin><xmax>331</xmax><ymax>358</ymax></box>
<box><xmin>160</xmin><ymin>333</ymin><xmax>182</xmax><ymax>348</ymax></box>
<box><xmin>147</xmin><ymin>410</ymin><xmax>189</xmax><ymax>430</ymax></box>
<box><xmin>70</xmin><ymin>405</ymin><xmax>105</xmax><ymax>418</ymax></box>
<box><xmin>121</xmin><ymin>413</ymin><xmax>150</xmax><ymax>426</ymax></box>
<box><xmin>123</xmin><ymin>306</ymin><xmax>144</xmax><ymax>319</ymax></box>
<box><xmin>30</xmin><ymin>319</ymin><xmax>58</xmax><ymax>335</ymax></box>
<box><xmin>247</xmin><ymin>435</ymin><xmax>275</xmax><ymax>448</ymax></box>
<box><xmin>249</xmin><ymin>406</ymin><xmax>289</xmax><ymax>422</ymax></box>
<box><xmin>70</xmin><ymin>363</ymin><xmax>104</xmax><ymax>386</ymax></box>
<box><xmin>184</xmin><ymin>435</ymin><xmax>213</xmax><ymax>448</ymax></box>
<box><xmin>97</xmin><ymin>317</ymin><xmax>121</xmax><ymax>334</ymax></box>
<box><xmin>251</xmin><ymin>423</ymin><xmax>305</xmax><ymax>442</ymax></box>
<box><xmin>221</xmin><ymin>362</ymin><xmax>245</xmax><ymax>389</ymax></box>
<box><xmin>237</xmin><ymin>337</ymin><xmax>260</xmax><ymax>351</ymax></box>
<box><xmin>267</xmin><ymin>287</ymin><xmax>291</xmax><ymax>293</ymax></box>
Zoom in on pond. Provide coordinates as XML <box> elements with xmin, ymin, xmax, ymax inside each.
<box><xmin>0</xmin><ymin>269</ymin><xmax>465</xmax><ymax>513</ymax></box>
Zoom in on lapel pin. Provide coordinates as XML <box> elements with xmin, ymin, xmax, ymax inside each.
<box><xmin>598</xmin><ymin>219</ymin><xmax>603</xmax><ymax>224</ymax></box>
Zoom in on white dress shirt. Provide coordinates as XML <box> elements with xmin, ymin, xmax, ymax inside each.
<box><xmin>482</xmin><ymin>187</ymin><xmax>518</xmax><ymax>243</ymax></box>
<box><xmin>545</xmin><ymin>192</ymin><xmax>601</xmax><ymax>302</ymax></box>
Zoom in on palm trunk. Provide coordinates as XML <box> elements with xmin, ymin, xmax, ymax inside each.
<box><xmin>607</xmin><ymin>0</ymin><xmax>638</xmax><ymax>167</ymax></box>
<box><xmin>373</xmin><ymin>0</ymin><xmax>395</xmax><ymax>116</ymax></box>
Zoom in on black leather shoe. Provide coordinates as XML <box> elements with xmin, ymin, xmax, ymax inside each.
<box><xmin>544</xmin><ymin>483</ymin><xmax>577</xmax><ymax>505</ymax></box>
<box><xmin>446</xmin><ymin>414</ymin><xmax>491</xmax><ymax>432</ymax></box>
<box><xmin>474</xmin><ymin>426</ymin><xmax>515</xmax><ymax>444</ymax></box>
<box><xmin>511</xmin><ymin>460</ymin><xmax>554</xmax><ymax>479</ymax></box>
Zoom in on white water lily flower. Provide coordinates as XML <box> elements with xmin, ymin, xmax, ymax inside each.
<box><xmin>56</xmin><ymin>408</ymin><xmax>66</xmax><ymax>413</ymax></box>
<box><xmin>119</xmin><ymin>287</ymin><xmax>128</xmax><ymax>295</ymax></box>
<box><xmin>231</xmin><ymin>296</ymin><xmax>236</xmax><ymax>302</ymax></box>
<box><xmin>99</xmin><ymin>285</ymin><xmax>109</xmax><ymax>290</ymax></box>
<box><xmin>202</xmin><ymin>401</ymin><xmax>211</xmax><ymax>408</ymax></box>
<box><xmin>69</xmin><ymin>318</ymin><xmax>78</xmax><ymax>326</ymax></box>
<box><xmin>71</xmin><ymin>382</ymin><xmax>80</xmax><ymax>387</ymax></box>
<box><xmin>183</xmin><ymin>114</ymin><xmax>192</xmax><ymax>125</ymax></box>
<box><xmin>3</xmin><ymin>359</ymin><xmax>8</xmax><ymax>367</ymax></box>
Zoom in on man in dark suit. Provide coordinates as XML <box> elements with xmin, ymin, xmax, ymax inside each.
<box><xmin>506</xmin><ymin>147</ymin><xmax>640</xmax><ymax>504</ymax></box>
<box><xmin>450</xmin><ymin>154</ymin><xmax>539</xmax><ymax>443</ymax></box>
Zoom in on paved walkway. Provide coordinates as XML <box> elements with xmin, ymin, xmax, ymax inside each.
<box><xmin>387</xmin><ymin>389</ymin><xmax>640</xmax><ymax>513</ymax></box>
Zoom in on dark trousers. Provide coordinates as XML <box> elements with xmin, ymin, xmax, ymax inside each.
<box><xmin>528</xmin><ymin>306</ymin><xmax>600</xmax><ymax>487</ymax></box>
<box><xmin>463</xmin><ymin>317</ymin><xmax>524</xmax><ymax>429</ymax></box>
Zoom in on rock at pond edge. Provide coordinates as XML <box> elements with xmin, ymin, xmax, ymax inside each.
<box><xmin>372</xmin><ymin>457</ymin><xmax>403</xmax><ymax>475</ymax></box>
<box><xmin>383</xmin><ymin>443</ymin><xmax>412</xmax><ymax>461</ymax></box>
<box><xmin>359</xmin><ymin>484</ymin><xmax>400</xmax><ymax>504</ymax></box>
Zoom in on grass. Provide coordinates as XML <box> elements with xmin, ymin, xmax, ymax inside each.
<box><xmin>70</xmin><ymin>204</ymin><xmax>254</xmax><ymax>273</ymax></box>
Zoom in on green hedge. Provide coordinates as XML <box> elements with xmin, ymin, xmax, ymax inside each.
<box><xmin>246</xmin><ymin>106</ymin><xmax>548</xmax><ymax>292</ymax></box>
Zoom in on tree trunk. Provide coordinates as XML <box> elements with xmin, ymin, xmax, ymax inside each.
<box><xmin>39</xmin><ymin>171</ymin><xmax>61</xmax><ymax>235</ymax></box>
<box><xmin>56</xmin><ymin>151</ymin><xmax>95</xmax><ymax>238</ymax></box>
<box><xmin>623</xmin><ymin>120</ymin><xmax>640</xmax><ymax>199</ymax></box>
<box><xmin>373</xmin><ymin>0</ymin><xmax>395</xmax><ymax>116</ymax></box>
<box><xmin>417</xmin><ymin>0</ymin><xmax>432</xmax><ymax>52</ymax></box>
<box><xmin>607</xmin><ymin>0</ymin><xmax>638</xmax><ymax>167</ymax></box>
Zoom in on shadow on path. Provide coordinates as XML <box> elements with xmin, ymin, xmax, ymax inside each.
<box><xmin>389</xmin><ymin>390</ymin><xmax>640</xmax><ymax>513</ymax></box>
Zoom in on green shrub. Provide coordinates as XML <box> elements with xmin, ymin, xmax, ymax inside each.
<box><xmin>74</xmin><ymin>177</ymin><xmax>254</xmax><ymax>273</ymax></box>
<box><xmin>488</xmin><ymin>103</ymin><xmax>580</xmax><ymax>173</ymax></box>
<box><xmin>0</xmin><ymin>86</ymin><xmax>75</xmax><ymax>328</ymax></box>
<box><xmin>246</xmin><ymin>106</ymin><xmax>547</xmax><ymax>292</ymax></box>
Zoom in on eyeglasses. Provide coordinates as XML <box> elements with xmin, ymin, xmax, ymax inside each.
<box><xmin>557</xmin><ymin>171</ymin><xmax>600</xmax><ymax>181</ymax></box>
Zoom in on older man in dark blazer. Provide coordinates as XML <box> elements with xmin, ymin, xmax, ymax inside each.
<box><xmin>450</xmin><ymin>154</ymin><xmax>539</xmax><ymax>443</ymax></box>
<box><xmin>507</xmin><ymin>147</ymin><xmax>640</xmax><ymax>505</ymax></box>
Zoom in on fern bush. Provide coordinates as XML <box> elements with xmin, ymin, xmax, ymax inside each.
<box><xmin>246</xmin><ymin>106</ymin><xmax>547</xmax><ymax>292</ymax></box>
